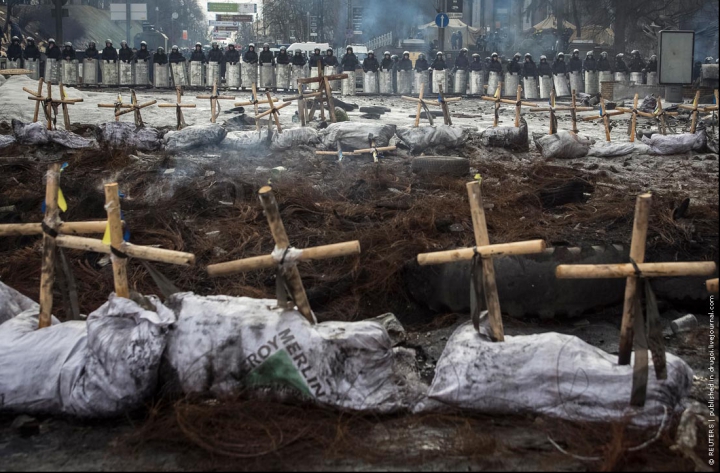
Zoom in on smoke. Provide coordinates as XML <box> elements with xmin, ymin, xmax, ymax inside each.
<box><xmin>334</xmin><ymin>0</ymin><xmax>435</xmax><ymax>46</ymax></box>
<box><xmin>16</xmin><ymin>6</ymin><xmax>88</xmax><ymax>44</ymax></box>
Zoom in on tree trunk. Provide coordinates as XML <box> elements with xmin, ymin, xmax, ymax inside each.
<box><xmin>613</xmin><ymin>0</ymin><xmax>627</xmax><ymax>54</ymax></box>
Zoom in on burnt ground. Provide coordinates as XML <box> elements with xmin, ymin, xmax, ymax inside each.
<box><xmin>0</xmin><ymin>116</ymin><xmax>718</xmax><ymax>471</ymax></box>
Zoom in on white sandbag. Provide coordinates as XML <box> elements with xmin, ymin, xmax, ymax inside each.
<box><xmin>395</xmin><ymin>125</ymin><xmax>468</xmax><ymax>152</ymax></box>
<box><xmin>164</xmin><ymin>123</ymin><xmax>227</xmax><ymax>151</ymax></box>
<box><xmin>479</xmin><ymin>119</ymin><xmax>529</xmax><ymax>151</ymax></box>
<box><xmin>534</xmin><ymin>131</ymin><xmax>591</xmax><ymax>159</ymax></box>
<box><xmin>220</xmin><ymin>130</ymin><xmax>269</xmax><ymax>150</ymax></box>
<box><xmin>11</xmin><ymin>119</ymin><xmax>49</xmax><ymax>145</ymax></box>
<box><xmin>320</xmin><ymin>122</ymin><xmax>396</xmax><ymax>150</ymax></box>
<box><xmin>269</xmin><ymin>127</ymin><xmax>320</xmax><ymax>151</ymax></box>
<box><xmin>47</xmin><ymin>129</ymin><xmax>97</xmax><ymax>149</ymax></box>
<box><xmin>641</xmin><ymin>130</ymin><xmax>707</xmax><ymax>155</ymax></box>
<box><xmin>0</xmin><ymin>293</ymin><xmax>175</xmax><ymax>417</ymax></box>
<box><xmin>163</xmin><ymin>293</ymin><xmax>421</xmax><ymax>413</ymax></box>
<box><xmin>426</xmin><ymin>322</ymin><xmax>693</xmax><ymax>426</ymax></box>
<box><xmin>0</xmin><ymin>134</ymin><xmax>16</xmax><ymax>150</ymax></box>
<box><xmin>588</xmin><ymin>142</ymin><xmax>650</xmax><ymax>157</ymax></box>
<box><xmin>0</xmin><ymin>281</ymin><xmax>37</xmax><ymax>325</ymax></box>
<box><xmin>97</xmin><ymin>122</ymin><xmax>163</xmax><ymax>151</ymax></box>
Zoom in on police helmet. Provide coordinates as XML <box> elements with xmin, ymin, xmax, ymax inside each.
<box><xmin>249</xmin><ymin>43</ymin><xmax>255</xmax><ymax>48</ymax></box>
<box><xmin>491</xmin><ymin>52</ymin><xmax>499</xmax><ymax>58</ymax></box>
<box><xmin>601</xmin><ymin>51</ymin><xmax>608</xmax><ymax>58</ymax></box>
<box><xmin>557</xmin><ymin>52</ymin><xmax>565</xmax><ymax>58</ymax></box>
<box><xmin>384</xmin><ymin>51</ymin><xmax>390</xmax><ymax>56</ymax></box>
<box><xmin>436</xmin><ymin>51</ymin><xmax>443</xmax><ymax>56</ymax></box>
<box><xmin>514</xmin><ymin>52</ymin><xmax>521</xmax><ymax>58</ymax></box>
<box><xmin>403</xmin><ymin>51</ymin><xmax>410</xmax><ymax>56</ymax></box>
<box><xmin>573</xmin><ymin>49</ymin><xmax>579</xmax><ymax>55</ymax></box>
<box><xmin>172</xmin><ymin>45</ymin><xmax>179</xmax><ymax>51</ymax></box>
<box><xmin>48</xmin><ymin>38</ymin><xmax>56</xmax><ymax>44</ymax></box>
<box><xmin>264</xmin><ymin>43</ymin><xmax>271</xmax><ymax>48</ymax></box>
<box><xmin>540</xmin><ymin>55</ymin><xmax>547</xmax><ymax>60</ymax></box>
<box><xmin>280</xmin><ymin>46</ymin><xmax>286</xmax><ymax>52</ymax></box>
<box><xmin>472</xmin><ymin>53</ymin><xmax>480</xmax><ymax>58</ymax></box>
<box><xmin>64</xmin><ymin>42</ymin><xmax>72</xmax><ymax>47</ymax></box>
<box><xmin>461</xmin><ymin>48</ymin><xmax>468</xmax><ymax>53</ymax></box>
<box><xmin>586</xmin><ymin>51</ymin><xmax>593</xmax><ymax>56</ymax></box>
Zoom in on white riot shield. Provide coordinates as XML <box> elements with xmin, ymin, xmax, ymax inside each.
<box><xmin>614</xmin><ymin>72</ymin><xmax>628</xmax><ymax>85</ymax></box>
<box><xmin>206</xmin><ymin>62</ymin><xmax>220</xmax><ymax>88</ymax></box>
<box><xmin>60</xmin><ymin>60</ymin><xmax>79</xmax><ymax>86</ymax></box>
<box><xmin>397</xmin><ymin>70</ymin><xmax>413</xmax><ymax>95</ymax></box>
<box><xmin>646</xmin><ymin>72</ymin><xmax>657</xmax><ymax>86</ymax></box>
<box><xmin>539</xmin><ymin>75</ymin><xmax>553</xmax><ymax>99</ymax></box>
<box><xmin>523</xmin><ymin>77</ymin><xmax>538</xmax><ymax>99</ymax></box>
<box><xmin>363</xmin><ymin>71</ymin><xmax>378</xmax><ymax>94</ymax></box>
<box><xmin>630</xmin><ymin>72</ymin><xmax>644</xmax><ymax>85</ymax></box>
<box><xmin>241</xmin><ymin>63</ymin><xmax>258</xmax><ymax>89</ymax></box>
<box><xmin>26</xmin><ymin>58</ymin><xmax>40</xmax><ymax>80</ymax></box>
<box><xmin>553</xmin><ymin>74</ymin><xmax>570</xmax><ymax>96</ymax></box>
<box><xmin>44</xmin><ymin>58</ymin><xmax>60</xmax><ymax>83</ymax></box>
<box><xmin>585</xmin><ymin>71</ymin><xmax>598</xmax><ymax>95</ymax></box>
<box><xmin>226</xmin><ymin>62</ymin><xmax>241</xmax><ymax>88</ymax></box>
<box><xmin>189</xmin><ymin>61</ymin><xmax>204</xmax><ymax>87</ymax></box>
<box><xmin>431</xmin><ymin>69</ymin><xmax>447</xmax><ymax>93</ymax></box>
<box><xmin>259</xmin><ymin>64</ymin><xmax>274</xmax><ymax>89</ymax></box>
<box><xmin>6</xmin><ymin>59</ymin><xmax>21</xmax><ymax>69</ymax></box>
<box><xmin>598</xmin><ymin>71</ymin><xmax>613</xmax><ymax>84</ymax></box>
<box><xmin>379</xmin><ymin>70</ymin><xmax>393</xmax><ymax>94</ymax></box>
<box><xmin>119</xmin><ymin>61</ymin><xmax>133</xmax><ymax>86</ymax></box>
<box><xmin>453</xmin><ymin>69</ymin><xmax>468</xmax><ymax>95</ymax></box>
<box><xmin>569</xmin><ymin>71</ymin><xmax>584</xmax><ymax>93</ymax></box>
<box><xmin>487</xmin><ymin>71</ymin><xmax>501</xmax><ymax>96</ymax></box>
<box><xmin>469</xmin><ymin>70</ymin><xmax>484</xmax><ymax>95</ymax></box>
<box><xmin>309</xmin><ymin>67</ymin><xmax>320</xmax><ymax>90</ymax></box>
<box><xmin>503</xmin><ymin>72</ymin><xmax>519</xmax><ymax>96</ymax></box>
<box><xmin>342</xmin><ymin>70</ymin><xmax>356</xmax><ymax>96</ymax></box>
<box><xmin>275</xmin><ymin>64</ymin><xmax>290</xmax><ymax>90</ymax></box>
<box><xmin>134</xmin><ymin>60</ymin><xmax>149</xmax><ymax>87</ymax></box>
<box><xmin>290</xmin><ymin>65</ymin><xmax>305</xmax><ymax>91</ymax></box>
<box><xmin>102</xmin><ymin>61</ymin><xmax>118</xmax><ymax>86</ymax></box>
<box><xmin>324</xmin><ymin>66</ymin><xmax>340</xmax><ymax>91</ymax></box>
<box><xmin>170</xmin><ymin>62</ymin><xmax>188</xmax><ymax>87</ymax></box>
<box><xmin>82</xmin><ymin>59</ymin><xmax>97</xmax><ymax>85</ymax></box>
<box><xmin>153</xmin><ymin>63</ymin><xmax>169</xmax><ymax>88</ymax></box>
<box><xmin>413</xmin><ymin>70</ymin><xmax>429</xmax><ymax>95</ymax></box>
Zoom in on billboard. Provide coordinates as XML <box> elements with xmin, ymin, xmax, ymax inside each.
<box><xmin>110</xmin><ymin>3</ymin><xmax>147</xmax><ymax>21</ymax></box>
<box><xmin>659</xmin><ymin>30</ymin><xmax>695</xmax><ymax>85</ymax></box>
<box><xmin>447</xmin><ymin>0</ymin><xmax>463</xmax><ymax>19</ymax></box>
<box><xmin>207</xmin><ymin>3</ymin><xmax>257</xmax><ymax>14</ymax></box>
<box><xmin>215</xmin><ymin>14</ymin><xmax>253</xmax><ymax>22</ymax></box>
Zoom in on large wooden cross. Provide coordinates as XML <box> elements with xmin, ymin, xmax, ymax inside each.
<box><xmin>315</xmin><ymin>145</ymin><xmax>397</xmax><ymax>162</ymax></box>
<box><xmin>99</xmin><ymin>90</ymin><xmax>157</xmax><ymax>127</ymax></box>
<box><xmin>581</xmin><ymin>95</ymin><xmax>624</xmax><ymax>141</ymax></box>
<box><xmin>282</xmin><ymin>88</ymin><xmax>322</xmax><ymax>126</ymax></box>
<box><xmin>528</xmin><ymin>90</ymin><xmax>593</xmax><ymax>134</ymax></box>
<box><xmin>24</xmin><ymin>80</ymin><xmax>83</xmax><ymax>130</ymax></box>
<box><xmin>157</xmin><ymin>86</ymin><xmax>197</xmax><ymax>130</ymax></box>
<box><xmin>206</xmin><ymin>186</ymin><xmax>361</xmax><ymax>324</ymax></box>
<box><xmin>678</xmin><ymin>89</ymin><xmax>719</xmax><ymax>133</ymax></box>
<box><xmin>97</xmin><ymin>93</ymin><xmax>125</xmax><ymax>122</ymax></box>
<box><xmin>296</xmin><ymin>61</ymin><xmax>348</xmax><ymax>123</ymax></box>
<box><xmin>234</xmin><ymin>83</ymin><xmax>279</xmax><ymax>131</ymax></box>
<box><xmin>616</xmin><ymin>94</ymin><xmax>681</xmax><ymax>139</ymax></box>
<box><xmin>255</xmin><ymin>90</ymin><xmax>292</xmax><ymax>133</ymax></box>
<box><xmin>416</xmin><ymin>181</ymin><xmax>547</xmax><ymax>341</ymax></box>
<box><xmin>195</xmin><ymin>79</ymin><xmax>236</xmax><ymax>123</ymax></box>
<box><xmin>402</xmin><ymin>85</ymin><xmax>462</xmax><ymax>126</ymax></box>
<box><xmin>480</xmin><ymin>84</ymin><xmax>538</xmax><ymax>127</ymax></box>
<box><xmin>555</xmin><ymin>193</ymin><xmax>716</xmax><ymax>405</ymax></box>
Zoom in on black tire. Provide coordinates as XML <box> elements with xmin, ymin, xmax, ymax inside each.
<box><xmin>359</xmin><ymin>106</ymin><xmax>391</xmax><ymax>114</ymax></box>
<box><xmin>411</xmin><ymin>156</ymin><xmax>470</xmax><ymax>177</ymax></box>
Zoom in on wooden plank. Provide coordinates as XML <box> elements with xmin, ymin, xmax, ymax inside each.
<box><xmin>38</xmin><ymin>163</ymin><xmax>61</xmax><ymax>329</ymax></box>
<box><xmin>104</xmin><ymin>183</ymin><xmax>130</xmax><ymax>298</ymax></box>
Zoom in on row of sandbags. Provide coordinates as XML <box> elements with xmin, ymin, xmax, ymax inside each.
<box><xmin>0</xmin><ymin>280</ymin><xmax>692</xmax><ymax>426</ymax></box>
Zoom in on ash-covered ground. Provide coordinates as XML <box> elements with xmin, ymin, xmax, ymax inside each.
<box><xmin>0</xmin><ymin>75</ymin><xmax>718</xmax><ymax>471</ymax></box>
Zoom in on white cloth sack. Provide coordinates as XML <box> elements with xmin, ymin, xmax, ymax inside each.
<box><xmin>641</xmin><ymin>130</ymin><xmax>707</xmax><ymax>155</ymax></box>
<box><xmin>426</xmin><ymin>322</ymin><xmax>693</xmax><ymax>426</ymax></box>
<box><xmin>97</xmin><ymin>122</ymin><xmax>163</xmax><ymax>151</ymax></box>
<box><xmin>0</xmin><ymin>134</ymin><xmax>16</xmax><ymax>150</ymax></box>
<box><xmin>587</xmin><ymin>142</ymin><xmax>651</xmax><ymax>157</ymax></box>
<box><xmin>395</xmin><ymin>125</ymin><xmax>468</xmax><ymax>152</ymax></box>
<box><xmin>163</xmin><ymin>292</ymin><xmax>422</xmax><ymax>413</ymax></box>
<box><xmin>0</xmin><ymin>281</ymin><xmax>37</xmax><ymax>325</ymax></box>
<box><xmin>220</xmin><ymin>130</ymin><xmax>269</xmax><ymax>151</ymax></box>
<box><xmin>534</xmin><ymin>131</ymin><xmax>591</xmax><ymax>159</ymax></box>
<box><xmin>0</xmin><ymin>291</ymin><xmax>175</xmax><ymax>416</ymax></box>
<box><xmin>270</xmin><ymin>127</ymin><xmax>320</xmax><ymax>151</ymax></box>
<box><xmin>319</xmin><ymin>122</ymin><xmax>396</xmax><ymax>151</ymax></box>
<box><xmin>164</xmin><ymin>123</ymin><xmax>227</xmax><ymax>151</ymax></box>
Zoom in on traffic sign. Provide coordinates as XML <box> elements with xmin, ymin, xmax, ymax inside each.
<box><xmin>216</xmin><ymin>14</ymin><xmax>253</xmax><ymax>22</ymax></box>
<box><xmin>209</xmin><ymin>20</ymin><xmax>240</xmax><ymax>27</ymax></box>
<box><xmin>207</xmin><ymin>2</ymin><xmax>257</xmax><ymax>14</ymax></box>
<box><xmin>435</xmin><ymin>13</ymin><xmax>449</xmax><ymax>28</ymax></box>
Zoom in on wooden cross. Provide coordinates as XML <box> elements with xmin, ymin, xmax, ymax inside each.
<box><xmin>678</xmin><ymin>89</ymin><xmax>719</xmax><ymax>133</ymax></box>
<box><xmin>616</xmin><ymin>94</ymin><xmax>641</xmax><ymax>142</ymax></box>
<box><xmin>255</xmin><ymin>90</ymin><xmax>292</xmax><ymax>133</ymax></box>
<box><xmin>206</xmin><ymin>186</ymin><xmax>361</xmax><ymax>324</ymax></box>
<box><xmin>528</xmin><ymin>90</ymin><xmax>593</xmax><ymax>134</ymax></box>
<box><xmin>235</xmin><ymin>83</ymin><xmax>279</xmax><ymax>131</ymax></box>
<box><xmin>480</xmin><ymin>84</ymin><xmax>538</xmax><ymax>127</ymax></box>
<box><xmin>282</xmin><ymin>88</ymin><xmax>322</xmax><ymax>126</ymax></box>
<box><xmin>116</xmin><ymin>90</ymin><xmax>157</xmax><ymax>127</ymax></box>
<box><xmin>315</xmin><ymin>145</ymin><xmax>397</xmax><ymax>162</ymax></box>
<box><xmin>97</xmin><ymin>93</ymin><xmax>125</xmax><ymax>122</ymax></box>
<box><xmin>581</xmin><ymin>95</ymin><xmax>624</xmax><ymax>142</ymax></box>
<box><xmin>402</xmin><ymin>85</ymin><xmax>462</xmax><ymax>126</ymax></box>
<box><xmin>555</xmin><ymin>193</ymin><xmax>716</xmax><ymax>405</ymax></box>
<box><xmin>646</xmin><ymin>96</ymin><xmax>678</xmax><ymax>135</ymax></box>
<box><xmin>157</xmin><ymin>86</ymin><xmax>197</xmax><ymax>130</ymax></box>
<box><xmin>416</xmin><ymin>181</ymin><xmax>547</xmax><ymax>341</ymax></box>
<box><xmin>296</xmin><ymin>62</ymin><xmax>348</xmax><ymax>123</ymax></box>
<box><xmin>195</xmin><ymin>79</ymin><xmax>236</xmax><ymax>123</ymax></box>
<box><xmin>25</xmin><ymin>80</ymin><xmax>82</xmax><ymax>130</ymax></box>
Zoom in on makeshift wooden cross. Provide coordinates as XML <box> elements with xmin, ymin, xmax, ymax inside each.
<box><xmin>206</xmin><ymin>186</ymin><xmax>361</xmax><ymax>324</ymax></box>
<box><xmin>97</xmin><ymin>93</ymin><xmax>125</xmax><ymax>122</ymax></box>
<box><xmin>282</xmin><ymin>88</ymin><xmax>322</xmax><ymax>126</ymax></box>
<box><xmin>157</xmin><ymin>86</ymin><xmax>196</xmax><ymax>130</ymax></box>
<box><xmin>679</xmin><ymin>89</ymin><xmax>719</xmax><ymax>133</ymax></box>
<box><xmin>234</xmin><ymin>83</ymin><xmax>279</xmax><ymax>131</ymax></box>
<box><xmin>528</xmin><ymin>90</ymin><xmax>593</xmax><ymax>134</ymax></box>
<box><xmin>24</xmin><ymin>80</ymin><xmax>83</xmax><ymax>130</ymax></box>
<box><xmin>480</xmin><ymin>84</ymin><xmax>537</xmax><ymax>127</ymax></box>
<box><xmin>296</xmin><ymin>62</ymin><xmax>348</xmax><ymax>123</ymax></box>
<box><xmin>315</xmin><ymin>145</ymin><xmax>397</xmax><ymax>162</ymax></box>
<box><xmin>401</xmin><ymin>85</ymin><xmax>462</xmax><ymax>126</ymax></box>
<box><xmin>581</xmin><ymin>95</ymin><xmax>624</xmax><ymax>142</ymax></box>
<box><xmin>195</xmin><ymin>79</ymin><xmax>235</xmax><ymax>123</ymax></box>
<box><xmin>555</xmin><ymin>193</ymin><xmax>716</xmax><ymax>405</ymax></box>
<box><xmin>647</xmin><ymin>96</ymin><xmax>678</xmax><ymax>135</ymax></box>
<box><xmin>116</xmin><ymin>90</ymin><xmax>157</xmax><ymax>127</ymax></box>
<box><xmin>416</xmin><ymin>180</ymin><xmax>547</xmax><ymax>341</ymax></box>
<box><xmin>256</xmin><ymin>90</ymin><xmax>292</xmax><ymax>133</ymax></box>
<box><xmin>616</xmin><ymin>94</ymin><xmax>642</xmax><ymax>142</ymax></box>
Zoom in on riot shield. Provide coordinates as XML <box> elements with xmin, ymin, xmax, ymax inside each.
<box><xmin>189</xmin><ymin>61</ymin><xmax>204</xmax><ymax>87</ymax></box>
<box><xmin>44</xmin><ymin>58</ymin><xmax>60</xmax><ymax>84</ymax></box>
<box><xmin>82</xmin><ymin>59</ymin><xmax>97</xmax><ymax>85</ymax></box>
<box><xmin>226</xmin><ymin>62</ymin><xmax>241</xmax><ymax>88</ymax></box>
<box><xmin>469</xmin><ymin>70</ymin><xmax>484</xmax><ymax>95</ymax></box>
<box><xmin>646</xmin><ymin>72</ymin><xmax>657</xmax><ymax>86</ymax></box>
<box><xmin>569</xmin><ymin>71</ymin><xmax>584</xmax><ymax>93</ymax></box>
<box><xmin>487</xmin><ymin>71</ymin><xmax>501</xmax><ymax>96</ymax></box>
<box><xmin>290</xmin><ymin>65</ymin><xmax>305</xmax><ymax>91</ymax></box>
<box><xmin>584</xmin><ymin>71</ymin><xmax>599</xmax><ymax>95</ymax></box>
<box><xmin>413</xmin><ymin>70</ymin><xmax>429</xmax><ymax>95</ymax></box>
<box><xmin>170</xmin><ymin>62</ymin><xmax>188</xmax><ymax>87</ymax></box>
<box><xmin>342</xmin><ymin>71</ymin><xmax>356</xmax><ymax>96</ymax></box>
<box><xmin>102</xmin><ymin>61</ymin><xmax>118</xmax><ymax>87</ymax></box>
<box><xmin>153</xmin><ymin>63</ymin><xmax>170</xmax><ymax>88</ymax></box>
<box><xmin>242</xmin><ymin>63</ymin><xmax>258</xmax><ymax>89</ymax></box>
<box><xmin>453</xmin><ymin>69</ymin><xmax>468</xmax><ymax>95</ymax></box>
<box><xmin>26</xmin><ymin>58</ymin><xmax>40</xmax><ymax>80</ymax></box>
<box><xmin>364</xmin><ymin>71</ymin><xmax>378</xmax><ymax>94</ymax></box>
<box><xmin>553</xmin><ymin>74</ymin><xmax>570</xmax><ymax>96</ymax></box>
<box><xmin>378</xmin><ymin>70</ymin><xmax>393</xmax><ymax>94</ymax></box>
<box><xmin>503</xmin><ymin>72</ymin><xmax>519</xmax><ymax>96</ymax></box>
<box><xmin>539</xmin><ymin>75</ymin><xmax>553</xmax><ymax>99</ymax></box>
<box><xmin>60</xmin><ymin>59</ymin><xmax>79</xmax><ymax>86</ymax></box>
<box><xmin>206</xmin><ymin>61</ymin><xmax>220</xmax><ymax>88</ymax></box>
<box><xmin>523</xmin><ymin>77</ymin><xmax>538</xmax><ymax>99</ymax></box>
<box><xmin>397</xmin><ymin>70</ymin><xmax>413</xmax><ymax>95</ymax></box>
<box><xmin>135</xmin><ymin>60</ymin><xmax>150</xmax><ymax>87</ymax></box>
<box><xmin>259</xmin><ymin>64</ymin><xmax>274</xmax><ymax>89</ymax></box>
<box><xmin>630</xmin><ymin>72</ymin><xmax>644</xmax><ymax>85</ymax></box>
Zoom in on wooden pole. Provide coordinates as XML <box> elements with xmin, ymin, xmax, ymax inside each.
<box><xmin>45</xmin><ymin>81</ymin><xmax>53</xmax><ymax>130</ymax></box>
<box><xmin>59</xmin><ymin>83</ymin><xmax>70</xmax><ymax>130</ymax></box>
<box><xmin>690</xmin><ymin>90</ymin><xmax>700</xmax><ymax>133</ymax></box>
<box><xmin>414</xmin><ymin>86</ymin><xmax>424</xmax><ymax>127</ymax></box>
<box><xmin>618</xmin><ymin>193</ymin><xmax>651</xmax><ymax>365</ymax></box>
<box><xmin>570</xmin><ymin>90</ymin><xmax>578</xmax><ymax>133</ymax></box>
<box><xmin>258</xmin><ymin>186</ymin><xmax>315</xmax><ymax>323</ymax></box>
<box><xmin>515</xmin><ymin>84</ymin><xmax>522</xmax><ymax>128</ymax></box>
<box><xmin>0</xmin><ymin>220</ymin><xmax>109</xmax><ymax>236</ymax></box>
<box><xmin>417</xmin><ymin>239</ymin><xmax>546</xmax><ymax>265</ymax></box>
<box><xmin>708</xmin><ymin>278</ymin><xmax>719</xmax><ymax>294</ymax></box>
<box><xmin>55</xmin><ymin>235</ymin><xmax>195</xmax><ymax>266</ymax></box>
<box><xmin>252</xmin><ymin>82</ymin><xmax>260</xmax><ymax>131</ymax></box>
<box><xmin>38</xmin><ymin>163</ymin><xmax>61</xmax><ymax>329</ymax></box>
<box><xmin>32</xmin><ymin>78</ymin><xmax>44</xmax><ymax>123</ymax></box>
<box><xmin>630</xmin><ymin>93</ymin><xmax>639</xmax><ymax>142</ymax></box>
<box><xmin>600</xmin><ymin>95</ymin><xmax>611</xmax><ymax>142</ymax></box>
<box><xmin>104</xmin><ymin>183</ymin><xmax>129</xmax><ymax>298</ymax></box>
<box><xmin>467</xmin><ymin>181</ymin><xmax>504</xmax><ymax>342</ymax></box>
<box><xmin>555</xmin><ymin>261</ymin><xmax>716</xmax><ymax>279</ymax></box>
<box><xmin>657</xmin><ymin>96</ymin><xmax>666</xmax><ymax>135</ymax></box>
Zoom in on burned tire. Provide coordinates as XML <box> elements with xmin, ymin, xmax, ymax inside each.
<box><xmin>411</xmin><ymin>156</ymin><xmax>470</xmax><ymax>177</ymax></box>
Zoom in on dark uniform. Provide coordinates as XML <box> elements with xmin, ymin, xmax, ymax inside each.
<box><xmin>322</xmin><ymin>50</ymin><xmax>339</xmax><ymax>67</ymax></box>
<box><xmin>62</xmin><ymin>44</ymin><xmax>76</xmax><ymax>61</ymax></box>
<box><xmin>190</xmin><ymin>46</ymin><xmax>206</xmax><ymax>63</ymax></box>
<box><xmin>24</xmin><ymin>39</ymin><xmax>40</xmax><ymax>60</ymax></box>
<box><xmin>414</xmin><ymin>55</ymin><xmax>429</xmax><ymax>71</ymax></box>
<box><xmin>243</xmin><ymin>46</ymin><xmax>258</xmax><ymax>64</ymax></box>
<box><xmin>615</xmin><ymin>55</ymin><xmax>629</xmax><ymax>73</ymax></box>
<box><xmin>101</xmin><ymin>43</ymin><xmax>118</xmax><ymax>61</ymax></box>
<box><xmin>568</xmin><ymin>54</ymin><xmax>583</xmax><ymax>72</ymax></box>
<box><xmin>7</xmin><ymin>37</ymin><xmax>23</xmax><ymax>61</ymax></box>
<box><xmin>136</xmin><ymin>44</ymin><xmax>150</xmax><ymax>61</ymax></box>
<box><xmin>552</xmin><ymin>57</ymin><xmax>567</xmax><ymax>75</ymax></box>
<box><xmin>522</xmin><ymin>56</ymin><xmax>537</xmax><ymax>78</ymax></box>
<box><xmin>628</xmin><ymin>52</ymin><xmax>645</xmax><ymax>73</ymax></box>
<box><xmin>507</xmin><ymin>56</ymin><xmax>522</xmax><ymax>74</ymax></box>
<box><xmin>597</xmin><ymin>54</ymin><xmax>611</xmax><ymax>72</ymax></box>
<box><xmin>225</xmin><ymin>45</ymin><xmax>240</xmax><ymax>63</ymax></box>
<box><xmin>153</xmin><ymin>48</ymin><xmax>168</xmax><ymax>65</ymax></box>
<box><xmin>583</xmin><ymin>54</ymin><xmax>597</xmax><ymax>72</ymax></box>
<box><xmin>308</xmin><ymin>50</ymin><xmax>323</xmax><ymax>68</ymax></box>
<box><xmin>275</xmin><ymin>48</ymin><xmax>290</xmax><ymax>65</ymax></box>
<box><xmin>46</xmin><ymin>42</ymin><xmax>62</xmax><ymax>60</ymax></box>
<box><xmin>169</xmin><ymin>48</ymin><xmax>185</xmax><ymax>64</ymax></box>
<box><xmin>537</xmin><ymin>58</ymin><xmax>552</xmax><ymax>76</ymax></box>
<box><xmin>430</xmin><ymin>54</ymin><xmax>446</xmax><ymax>70</ymax></box>
<box><xmin>291</xmin><ymin>51</ymin><xmax>306</xmax><ymax>66</ymax></box>
<box><xmin>398</xmin><ymin>54</ymin><xmax>413</xmax><ymax>71</ymax></box>
<box><xmin>259</xmin><ymin>47</ymin><xmax>275</xmax><ymax>65</ymax></box>
<box><xmin>341</xmin><ymin>50</ymin><xmax>359</xmax><ymax>72</ymax></box>
<box><xmin>118</xmin><ymin>44</ymin><xmax>133</xmax><ymax>62</ymax></box>
<box><xmin>488</xmin><ymin>56</ymin><xmax>503</xmax><ymax>73</ymax></box>
<box><xmin>208</xmin><ymin>45</ymin><xmax>224</xmax><ymax>62</ymax></box>
<box><xmin>85</xmin><ymin>43</ymin><xmax>99</xmax><ymax>60</ymax></box>
<box><xmin>454</xmin><ymin>51</ymin><xmax>470</xmax><ymax>71</ymax></box>
<box><xmin>470</xmin><ymin>55</ymin><xmax>484</xmax><ymax>72</ymax></box>
<box><xmin>363</xmin><ymin>54</ymin><xmax>380</xmax><ymax>72</ymax></box>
